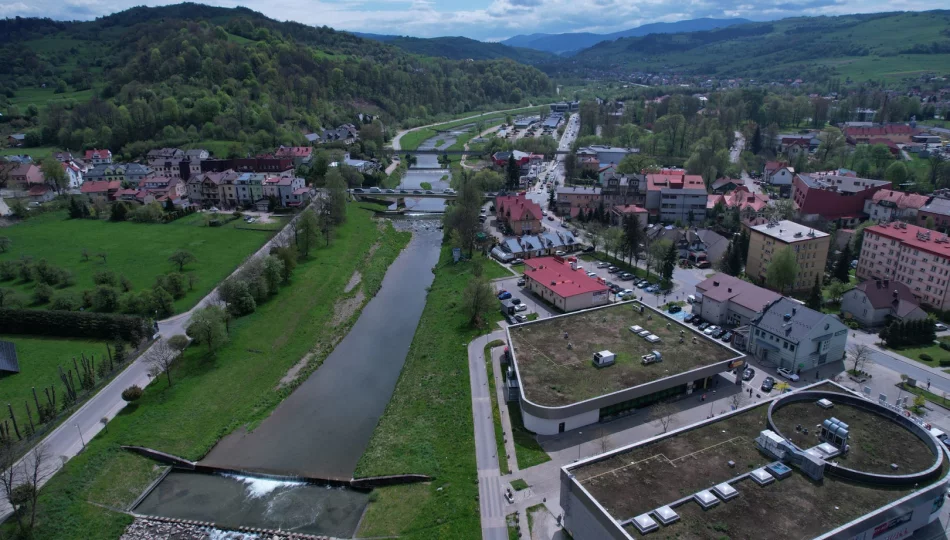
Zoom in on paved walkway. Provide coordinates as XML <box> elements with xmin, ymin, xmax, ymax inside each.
<box><xmin>0</xmin><ymin>205</ymin><xmax>312</xmax><ymax>520</ymax></box>
<box><xmin>488</xmin><ymin>344</ymin><xmax>519</xmax><ymax>474</ymax></box>
<box><xmin>469</xmin><ymin>331</ymin><xmax>509</xmax><ymax>540</ymax></box>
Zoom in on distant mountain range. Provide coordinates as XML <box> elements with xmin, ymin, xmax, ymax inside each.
<box><xmin>352</xmin><ymin>33</ymin><xmax>556</xmax><ymax>64</ymax></box>
<box><xmin>500</xmin><ymin>17</ymin><xmax>752</xmax><ymax>55</ymax></box>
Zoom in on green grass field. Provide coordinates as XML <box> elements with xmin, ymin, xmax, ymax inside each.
<box><xmin>0</xmin><ymin>147</ymin><xmax>60</xmax><ymax>160</ymax></box>
<box><xmin>8</xmin><ymin>87</ymin><xmax>97</xmax><ymax>106</ymax></box>
<box><xmin>355</xmin><ymin>249</ymin><xmax>508</xmax><ymax>539</ymax></box>
<box><xmin>17</xmin><ymin>203</ymin><xmax>409</xmax><ymax>539</ymax></box>
<box><xmin>0</xmin><ymin>336</ymin><xmax>105</xmax><ymax>423</ymax></box>
<box><xmin>398</xmin><ymin>105</ymin><xmax>545</xmax><ymax>151</ymax></box>
<box><xmin>0</xmin><ymin>210</ymin><xmax>276</xmax><ymax>313</ymax></box>
<box><xmin>815</xmin><ymin>54</ymin><xmax>950</xmax><ymax>84</ymax></box>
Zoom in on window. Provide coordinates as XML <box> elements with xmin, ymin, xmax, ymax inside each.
<box><xmin>789</xmin><ymin>344</ymin><xmax>795</xmax><ymax>352</ymax></box>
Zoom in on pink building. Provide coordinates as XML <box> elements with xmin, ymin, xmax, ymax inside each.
<box><xmin>856</xmin><ymin>221</ymin><xmax>950</xmax><ymax>309</ymax></box>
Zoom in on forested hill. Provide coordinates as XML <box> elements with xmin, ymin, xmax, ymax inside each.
<box><xmin>559</xmin><ymin>10</ymin><xmax>950</xmax><ymax>83</ymax></box>
<box><xmin>0</xmin><ymin>3</ymin><xmax>553</xmax><ymax>157</ymax></box>
<box><xmin>353</xmin><ymin>34</ymin><xmax>557</xmax><ymax>65</ymax></box>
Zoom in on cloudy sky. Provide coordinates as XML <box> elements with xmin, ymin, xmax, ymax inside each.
<box><xmin>0</xmin><ymin>0</ymin><xmax>924</xmax><ymax>41</ymax></box>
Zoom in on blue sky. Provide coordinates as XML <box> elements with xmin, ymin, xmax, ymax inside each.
<box><xmin>0</xmin><ymin>0</ymin><xmax>926</xmax><ymax>41</ymax></box>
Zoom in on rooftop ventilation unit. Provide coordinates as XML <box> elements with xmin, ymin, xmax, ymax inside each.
<box><xmin>816</xmin><ymin>398</ymin><xmax>833</xmax><ymax>409</ymax></box>
<box><xmin>632</xmin><ymin>514</ymin><xmax>659</xmax><ymax>534</ymax></box>
<box><xmin>766</xmin><ymin>461</ymin><xmax>793</xmax><ymax>480</ymax></box>
<box><xmin>653</xmin><ymin>506</ymin><xmax>679</xmax><ymax>526</ymax></box>
<box><xmin>693</xmin><ymin>490</ymin><xmax>720</xmax><ymax>510</ymax></box>
<box><xmin>592</xmin><ymin>350</ymin><xmax>616</xmax><ymax>368</ymax></box>
<box><xmin>749</xmin><ymin>468</ymin><xmax>775</xmax><ymax>486</ymax></box>
<box><xmin>712</xmin><ymin>482</ymin><xmax>738</xmax><ymax>502</ymax></box>
<box><xmin>641</xmin><ymin>350</ymin><xmax>663</xmax><ymax>365</ymax></box>
<box><xmin>629</xmin><ymin>325</ymin><xmax>644</xmax><ymax>333</ymax></box>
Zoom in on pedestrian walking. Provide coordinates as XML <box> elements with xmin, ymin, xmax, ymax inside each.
<box><xmin>928</xmin><ymin>378</ymin><xmax>932</xmax><ymax>390</ymax></box>
<box><xmin>748</xmin><ymin>388</ymin><xmax>753</xmax><ymax>397</ymax></box>
<box><xmin>701</xmin><ymin>393</ymin><xmax>706</xmax><ymax>402</ymax></box>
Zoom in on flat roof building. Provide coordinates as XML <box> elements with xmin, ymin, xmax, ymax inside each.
<box><xmin>506</xmin><ymin>301</ymin><xmax>743</xmax><ymax>435</ymax></box>
<box><xmin>644</xmin><ymin>170</ymin><xmax>708</xmax><ymax>225</ymax></box>
<box><xmin>792</xmin><ymin>173</ymin><xmax>890</xmax><ymax>225</ymax></box>
<box><xmin>561</xmin><ymin>382</ymin><xmax>949</xmax><ymax>540</ymax></box>
<box><xmin>746</xmin><ymin>220</ymin><xmax>830</xmax><ymax>292</ymax></box>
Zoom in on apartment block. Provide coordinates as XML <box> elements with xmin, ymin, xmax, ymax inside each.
<box><xmin>644</xmin><ymin>169</ymin><xmax>708</xmax><ymax>225</ymax></box>
<box><xmin>746</xmin><ymin>220</ymin><xmax>830</xmax><ymax>292</ymax></box>
<box><xmin>855</xmin><ymin>221</ymin><xmax>950</xmax><ymax>309</ymax></box>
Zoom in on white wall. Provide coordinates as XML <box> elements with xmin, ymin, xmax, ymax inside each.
<box><xmin>522</xmin><ymin>407</ymin><xmax>600</xmax><ymax>435</ymax></box>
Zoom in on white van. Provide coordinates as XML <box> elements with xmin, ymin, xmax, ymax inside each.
<box><xmin>687</xmin><ymin>294</ymin><xmax>697</xmax><ymax>304</ymax></box>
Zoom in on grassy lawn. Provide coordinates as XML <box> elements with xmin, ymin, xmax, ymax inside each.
<box><xmin>354</xmin><ymin>249</ymin><xmax>509</xmax><ymax>539</ymax></box>
<box><xmin>0</xmin><ymin>336</ymin><xmax>105</xmax><ymax>424</ymax></box>
<box><xmin>882</xmin><ymin>340</ymin><xmax>950</xmax><ymax>369</ymax></box>
<box><xmin>16</xmin><ymin>204</ymin><xmax>409</xmax><ymax>539</ymax></box>
<box><xmin>398</xmin><ymin>105</ymin><xmax>544</xmax><ymax>151</ymax></box>
<box><xmin>7</xmin><ymin>87</ymin><xmax>97</xmax><ymax>106</ymax></box>
<box><xmin>0</xmin><ymin>146</ymin><xmax>60</xmax><ymax>160</ymax></box>
<box><xmin>508</xmin><ymin>404</ymin><xmax>551</xmax><ymax>469</ymax></box>
<box><xmin>0</xmin><ymin>210</ymin><xmax>276</xmax><ymax>313</ymax></box>
<box><xmin>506</xmin><ymin>513</ymin><xmax>520</xmax><ymax>540</ymax></box>
<box><xmin>898</xmin><ymin>382</ymin><xmax>950</xmax><ymax>409</ymax></box>
<box><xmin>510</xmin><ymin>479</ymin><xmax>528</xmax><ymax>491</ymax></box>
<box><xmin>485</xmin><ymin>341</ymin><xmax>510</xmax><ymax>475</ymax></box>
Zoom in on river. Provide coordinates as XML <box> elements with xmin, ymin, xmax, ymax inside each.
<box><xmin>396</xmin><ymin>126</ymin><xmax>471</xmax><ymax>212</ymax></box>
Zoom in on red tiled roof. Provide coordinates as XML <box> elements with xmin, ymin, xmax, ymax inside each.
<box><xmin>84</xmin><ymin>149</ymin><xmax>111</xmax><ymax>160</ymax></box>
<box><xmin>764</xmin><ymin>161</ymin><xmax>788</xmax><ymax>173</ymax></box>
<box><xmin>495</xmin><ymin>195</ymin><xmax>542</xmax><ymax>222</ymax></box>
<box><xmin>613</xmin><ymin>204</ymin><xmax>647</xmax><ymax>214</ymax></box>
<box><xmin>523</xmin><ymin>257</ymin><xmax>609</xmax><ymax>298</ymax></box>
<box><xmin>708</xmin><ymin>186</ymin><xmax>769</xmax><ymax>212</ymax></box>
<box><xmin>843</xmin><ymin>125</ymin><xmax>916</xmax><ymax>138</ymax></box>
<box><xmin>646</xmin><ymin>171</ymin><xmax>704</xmax><ymax>191</ymax></box>
<box><xmin>870</xmin><ymin>189</ymin><xmax>929</xmax><ymax>210</ymax></box>
<box><xmin>292</xmin><ymin>187</ymin><xmax>310</xmax><ymax>195</ymax></box>
<box><xmin>853</xmin><ymin>279</ymin><xmax>918</xmax><ymax>310</ymax></box>
<box><xmin>27</xmin><ymin>185</ymin><xmax>50</xmax><ymax>196</ymax></box>
<box><xmin>275</xmin><ymin>146</ymin><xmax>312</xmax><ymax>158</ymax></box>
<box><xmin>866</xmin><ymin>222</ymin><xmax>950</xmax><ymax>259</ymax></box>
<box><xmin>80</xmin><ymin>181</ymin><xmax>121</xmax><ymax>193</ymax></box>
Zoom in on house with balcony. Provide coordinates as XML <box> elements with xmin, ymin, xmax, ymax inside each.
<box><xmin>863</xmin><ymin>189</ymin><xmax>930</xmax><ymax>223</ymax></box>
<box><xmin>263</xmin><ymin>176</ymin><xmax>306</xmax><ymax>207</ymax></box>
<box><xmin>644</xmin><ymin>169</ymin><xmax>707</xmax><ymax>225</ymax></box>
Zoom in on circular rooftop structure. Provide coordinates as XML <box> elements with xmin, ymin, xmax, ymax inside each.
<box><xmin>767</xmin><ymin>390</ymin><xmax>944</xmax><ymax>486</ymax></box>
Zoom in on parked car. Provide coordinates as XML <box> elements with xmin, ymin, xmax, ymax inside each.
<box><xmin>352</xmin><ymin>188</ymin><xmax>364</xmax><ymax>193</ymax></box>
<box><xmin>668</xmin><ymin>305</ymin><xmax>682</xmax><ymax>314</ymax></box>
<box><xmin>711</xmin><ymin>328</ymin><xmax>724</xmax><ymax>339</ymax></box>
<box><xmin>698</xmin><ymin>322</ymin><xmax>710</xmax><ymax>331</ymax></box>
<box><xmin>720</xmin><ymin>331</ymin><xmax>733</xmax><ymax>342</ymax></box>
<box><xmin>596</xmin><ymin>262</ymin><xmax>611</xmax><ymax>269</ymax></box>
<box><xmin>692</xmin><ymin>317</ymin><xmax>704</xmax><ymax>326</ymax></box>
<box><xmin>637</xmin><ymin>281</ymin><xmax>650</xmax><ymax>289</ymax></box>
<box><xmin>761</xmin><ymin>376</ymin><xmax>775</xmax><ymax>392</ymax></box>
<box><xmin>742</xmin><ymin>367</ymin><xmax>755</xmax><ymax>381</ymax></box>
<box><xmin>937</xmin><ymin>323</ymin><xmax>948</xmax><ymax>331</ymax></box>
<box><xmin>510</xmin><ymin>258</ymin><xmax>524</xmax><ymax>265</ymax></box>
<box><xmin>515</xmin><ymin>304</ymin><xmax>528</xmax><ymax>312</ymax></box>
<box><xmin>497</xmin><ymin>291</ymin><xmax>511</xmax><ymax>300</ymax></box>
<box><xmin>425</xmin><ymin>190</ymin><xmax>434</xmax><ymax>194</ymax></box>
<box><xmin>555</xmin><ymin>250</ymin><xmax>567</xmax><ymax>256</ymax></box>
<box><xmin>607</xmin><ymin>266</ymin><xmax>620</xmax><ymax>274</ymax></box>
<box><xmin>703</xmin><ymin>325</ymin><xmax>719</xmax><ymax>335</ymax></box>
<box><xmin>582</xmin><ymin>246</ymin><xmax>595</xmax><ymax>253</ymax></box>
<box><xmin>620</xmin><ymin>272</ymin><xmax>635</xmax><ymax>281</ymax></box>
<box><xmin>514</xmin><ymin>314</ymin><xmax>528</xmax><ymax>323</ymax></box>
<box><xmin>683</xmin><ymin>314</ymin><xmax>694</xmax><ymax>323</ymax></box>
<box><xmin>547</xmin><ymin>216</ymin><xmax>555</xmax><ymax>221</ymax></box>
<box><xmin>777</xmin><ymin>367</ymin><xmax>800</xmax><ymax>382</ymax></box>
<box><xmin>511</xmin><ymin>298</ymin><xmax>522</xmax><ymax>305</ymax></box>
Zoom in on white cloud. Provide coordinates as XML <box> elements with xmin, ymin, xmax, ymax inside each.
<box><xmin>0</xmin><ymin>0</ymin><xmax>925</xmax><ymax>40</ymax></box>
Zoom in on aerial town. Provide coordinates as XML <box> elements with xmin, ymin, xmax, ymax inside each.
<box><xmin>2</xmin><ymin>4</ymin><xmax>950</xmax><ymax>540</ymax></box>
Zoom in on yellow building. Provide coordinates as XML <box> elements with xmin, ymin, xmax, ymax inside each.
<box><xmin>746</xmin><ymin>220</ymin><xmax>830</xmax><ymax>292</ymax></box>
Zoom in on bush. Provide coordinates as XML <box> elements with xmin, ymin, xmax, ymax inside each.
<box><xmin>0</xmin><ymin>261</ymin><xmax>17</xmax><ymax>281</ymax></box>
<box><xmin>939</xmin><ymin>359</ymin><xmax>950</xmax><ymax>367</ymax></box>
<box><xmin>920</xmin><ymin>353</ymin><xmax>933</xmax><ymax>362</ymax></box>
<box><xmin>940</xmin><ymin>341</ymin><xmax>950</xmax><ymax>352</ymax></box>
<box><xmin>50</xmin><ymin>292</ymin><xmax>81</xmax><ymax>311</ymax></box>
<box><xmin>93</xmin><ymin>285</ymin><xmax>119</xmax><ymax>312</ymax></box>
<box><xmin>93</xmin><ymin>270</ymin><xmax>118</xmax><ymax>287</ymax></box>
<box><xmin>121</xmin><ymin>385</ymin><xmax>143</xmax><ymax>402</ymax></box>
<box><xmin>0</xmin><ymin>309</ymin><xmax>149</xmax><ymax>341</ymax></box>
<box><xmin>846</xmin><ymin>320</ymin><xmax>859</xmax><ymax>329</ymax></box>
<box><xmin>131</xmin><ymin>203</ymin><xmax>164</xmax><ymax>223</ymax></box>
<box><xmin>33</xmin><ymin>283</ymin><xmax>54</xmax><ymax>304</ymax></box>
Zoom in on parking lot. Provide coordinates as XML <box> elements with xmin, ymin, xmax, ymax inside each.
<box><xmin>493</xmin><ymin>274</ymin><xmax>559</xmax><ymax>323</ymax></box>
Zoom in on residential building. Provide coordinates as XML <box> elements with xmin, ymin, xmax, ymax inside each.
<box><xmin>644</xmin><ymin>170</ymin><xmax>707</xmax><ymax>224</ymax></box>
<box><xmin>330</xmin><ymin>152</ymin><xmax>376</xmax><ymax>173</ymax></box>
<box><xmin>201</xmin><ymin>157</ymin><xmax>294</xmax><ymax>174</ymax></box>
<box><xmin>84</xmin><ymin>163</ymin><xmax>155</xmax><ymax>186</ymax></box>
<box><xmin>27</xmin><ymin>185</ymin><xmax>55</xmax><ymax>203</ymax></box>
<box><xmin>855</xmin><ymin>221</ymin><xmax>950</xmax><ymax>309</ymax></box>
<box><xmin>918</xmin><ymin>194</ymin><xmax>950</xmax><ymax>232</ymax></box>
<box><xmin>7</xmin><ymin>134</ymin><xmax>25</xmax><ymax>147</ymax></box>
<box><xmin>146</xmin><ymin>148</ymin><xmax>186</xmax><ymax>179</ymax></box>
<box><xmin>262</xmin><ymin>176</ymin><xmax>306</xmax><ymax>206</ymax></box>
<box><xmin>495</xmin><ymin>195</ymin><xmax>543</xmax><ymax>235</ymax></box>
<box><xmin>286</xmin><ymin>187</ymin><xmax>312</xmax><ymax>207</ymax></box>
<box><xmin>749</xmin><ymin>297</ymin><xmax>847</xmax><ymax>371</ymax></box>
<box><xmin>181</xmin><ymin>149</ymin><xmax>210</xmax><ymax>180</ymax></box>
<box><xmin>746</xmin><ymin>220</ymin><xmax>830</xmax><ymax>292</ymax></box>
<box><xmin>63</xmin><ymin>161</ymin><xmax>83</xmax><ymax>188</ymax></box>
<box><xmin>84</xmin><ymin>149</ymin><xmax>112</xmax><ymax>165</ymax></box>
<box><xmin>491</xmin><ymin>150</ymin><xmax>542</xmax><ymax>169</ymax></box>
<box><xmin>763</xmin><ymin>161</ymin><xmax>788</xmax><ymax>182</ymax></box>
<box><xmin>706</xmin><ymin>186</ymin><xmax>769</xmax><ymax>217</ymax></box>
<box><xmin>791</xmin><ymin>173</ymin><xmax>890</xmax><ymax>225</ymax></box>
<box><xmin>777</xmin><ymin>134</ymin><xmax>819</xmax><ymax>153</ymax></box>
<box><xmin>575</xmin><ymin>145</ymin><xmax>639</xmax><ymax>170</ymax></box>
<box><xmin>863</xmin><ymin>189</ymin><xmax>930</xmax><ymax>222</ymax></box>
<box><xmin>522</xmin><ymin>257</ymin><xmax>609</xmax><ymax>312</ymax></box>
<box><xmin>186</xmin><ymin>170</ymin><xmax>238</xmax><ymax>208</ymax></box>
<box><xmin>140</xmin><ymin>176</ymin><xmax>186</xmax><ymax>201</ymax></box>
<box><xmin>498</xmin><ymin>231</ymin><xmax>580</xmax><ymax>259</ymax></box>
<box><xmin>609</xmin><ymin>205</ymin><xmax>647</xmax><ymax>228</ymax></box>
<box><xmin>555</xmin><ymin>186</ymin><xmax>601</xmax><ymax>217</ymax></box>
<box><xmin>694</xmin><ymin>273</ymin><xmax>781</xmax><ymax>327</ymax></box>
<box><xmin>80</xmin><ymin>180</ymin><xmax>121</xmax><ymax>203</ymax></box>
<box><xmin>841</xmin><ymin>279</ymin><xmax>927</xmax><ymax>328</ymax></box>
<box><xmin>315</xmin><ymin>124</ymin><xmax>359</xmax><ymax>144</ymax></box>
<box><xmin>2</xmin><ymin>163</ymin><xmax>43</xmax><ymax>191</ymax></box>
<box><xmin>233</xmin><ymin>173</ymin><xmax>266</xmax><ymax>207</ymax></box>
<box><xmin>710</xmin><ymin>177</ymin><xmax>740</xmax><ymax>193</ymax></box>
<box><xmin>765</xmin><ymin>164</ymin><xmax>794</xmax><ymax>186</ymax></box>
<box><xmin>601</xmin><ymin>173</ymin><xmax>642</xmax><ymax>207</ymax></box>
<box><xmin>274</xmin><ymin>146</ymin><xmax>313</xmax><ymax>167</ymax></box>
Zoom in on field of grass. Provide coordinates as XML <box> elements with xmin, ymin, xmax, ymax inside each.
<box><xmin>0</xmin><ymin>336</ymin><xmax>105</xmax><ymax>424</ymax></box>
<box><xmin>508</xmin><ymin>404</ymin><xmax>551</xmax><ymax>469</ymax></box>
<box><xmin>399</xmin><ymin>105</ymin><xmax>544</xmax><ymax>151</ymax></box>
<box><xmin>882</xmin><ymin>340</ymin><xmax>950</xmax><ymax>368</ymax></box>
<box><xmin>816</xmin><ymin>54</ymin><xmax>950</xmax><ymax>84</ymax></box>
<box><xmin>0</xmin><ymin>210</ymin><xmax>275</xmax><ymax>313</ymax></box>
<box><xmin>17</xmin><ymin>203</ymin><xmax>409</xmax><ymax>539</ymax></box>
<box><xmin>354</xmin><ymin>249</ymin><xmax>509</xmax><ymax>539</ymax></box>
<box><xmin>0</xmin><ymin>146</ymin><xmax>60</xmax><ymax>160</ymax></box>
<box><xmin>7</xmin><ymin>87</ymin><xmax>97</xmax><ymax>106</ymax></box>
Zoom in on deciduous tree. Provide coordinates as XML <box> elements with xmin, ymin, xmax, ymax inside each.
<box><xmin>186</xmin><ymin>305</ymin><xmax>229</xmax><ymax>355</ymax></box>
<box><xmin>765</xmin><ymin>246</ymin><xmax>799</xmax><ymax>293</ymax></box>
<box><xmin>168</xmin><ymin>250</ymin><xmax>196</xmax><ymax>272</ymax></box>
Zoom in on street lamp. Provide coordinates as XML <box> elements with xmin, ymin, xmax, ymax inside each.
<box><xmin>76</xmin><ymin>424</ymin><xmax>85</xmax><ymax>449</ymax></box>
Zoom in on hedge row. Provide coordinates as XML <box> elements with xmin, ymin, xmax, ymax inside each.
<box><xmin>0</xmin><ymin>309</ymin><xmax>150</xmax><ymax>342</ymax></box>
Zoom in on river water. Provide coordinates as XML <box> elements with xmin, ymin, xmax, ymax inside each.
<box><xmin>135</xmin><ymin>136</ymin><xmax>451</xmax><ymax>537</ymax></box>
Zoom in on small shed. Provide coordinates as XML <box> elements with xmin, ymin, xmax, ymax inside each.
<box><xmin>0</xmin><ymin>341</ymin><xmax>19</xmax><ymax>373</ymax></box>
